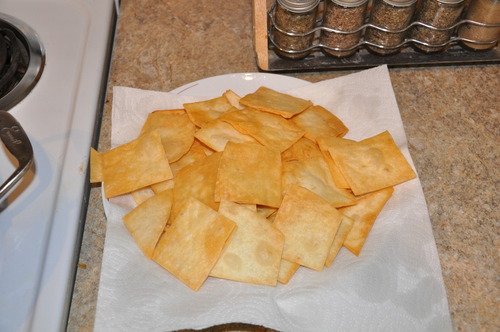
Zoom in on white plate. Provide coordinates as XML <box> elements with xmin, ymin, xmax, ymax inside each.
<box><xmin>170</xmin><ymin>72</ymin><xmax>310</xmax><ymax>96</ymax></box>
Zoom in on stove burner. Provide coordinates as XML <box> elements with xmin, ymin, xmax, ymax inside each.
<box><xmin>0</xmin><ymin>13</ymin><xmax>44</xmax><ymax>111</ymax></box>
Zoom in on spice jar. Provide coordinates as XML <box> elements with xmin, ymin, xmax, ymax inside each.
<box><xmin>411</xmin><ymin>0</ymin><xmax>466</xmax><ymax>53</ymax></box>
<box><xmin>365</xmin><ymin>0</ymin><xmax>418</xmax><ymax>55</ymax></box>
<box><xmin>320</xmin><ymin>0</ymin><xmax>369</xmax><ymax>57</ymax></box>
<box><xmin>272</xmin><ymin>0</ymin><xmax>320</xmax><ymax>60</ymax></box>
<box><xmin>458</xmin><ymin>0</ymin><xmax>500</xmax><ymax>50</ymax></box>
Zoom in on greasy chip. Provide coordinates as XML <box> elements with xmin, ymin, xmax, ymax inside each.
<box><xmin>340</xmin><ymin>187</ymin><xmax>394</xmax><ymax>256</ymax></box>
<box><xmin>131</xmin><ymin>186</ymin><xmax>156</xmax><ymax>205</ymax></box>
<box><xmin>169</xmin><ymin>140</ymin><xmax>208</xmax><ymax>175</ymax></box>
<box><xmin>183</xmin><ymin>95</ymin><xmax>233</xmax><ymax>127</ymax></box>
<box><xmin>281</xmin><ymin>137</ymin><xmax>323</xmax><ymax>162</ymax></box>
<box><xmin>282</xmin><ymin>156</ymin><xmax>356</xmax><ymax>208</ymax></box>
<box><xmin>215</xmin><ymin>142</ymin><xmax>282</xmax><ymax>207</ymax></box>
<box><xmin>210</xmin><ymin>200</ymin><xmax>284</xmax><ymax>286</ymax></box>
<box><xmin>278</xmin><ymin>259</ymin><xmax>300</xmax><ymax>285</ymax></box>
<box><xmin>171</xmin><ymin>152</ymin><xmax>221</xmax><ymax>223</ymax></box>
<box><xmin>123</xmin><ymin>189</ymin><xmax>173</xmax><ymax>258</ymax></box>
<box><xmin>140</xmin><ymin>110</ymin><xmax>196</xmax><ymax>163</ymax></box>
<box><xmin>194</xmin><ymin>117</ymin><xmax>259</xmax><ymax>152</ymax></box>
<box><xmin>327</xmin><ymin>131</ymin><xmax>417</xmax><ymax>195</ymax></box>
<box><xmin>220</xmin><ymin>108</ymin><xmax>304</xmax><ymax>152</ymax></box>
<box><xmin>152</xmin><ymin>197</ymin><xmax>236</xmax><ymax>291</ymax></box>
<box><xmin>239</xmin><ymin>86</ymin><xmax>312</xmax><ymax>118</ymax></box>
<box><xmin>273</xmin><ymin>185</ymin><xmax>343</xmax><ymax>271</ymax></box>
<box><xmin>89</xmin><ymin>147</ymin><xmax>103</xmax><ymax>183</ymax></box>
<box><xmin>316</xmin><ymin>135</ymin><xmax>351</xmax><ymax>189</ymax></box>
<box><xmin>291</xmin><ymin>105</ymin><xmax>348</xmax><ymax>141</ymax></box>
<box><xmin>325</xmin><ymin>215</ymin><xmax>354</xmax><ymax>267</ymax></box>
<box><xmin>102</xmin><ymin>131</ymin><xmax>173</xmax><ymax>198</ymax></box>
<box><xmin>223</xmin><ymin>89</ymin><xmax>243</xmax><ymax>109</ymax></box>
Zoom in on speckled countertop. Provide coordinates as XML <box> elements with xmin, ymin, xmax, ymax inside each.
<box><xmin>66</xmin><ymin>1</ymin><xmax>499</xmax><ymax>331</ymax></box>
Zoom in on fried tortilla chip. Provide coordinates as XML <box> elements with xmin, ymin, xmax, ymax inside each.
<box><xmin>171</xmin><ymin>152</ymin><xmax>221</xmax><ymax>223</ymax></box>
<box><xmin>102</xmin><ymin>131</ymin><xmax>173</xmax><ymax>198</ymax></box>
<box><xmin>325</xmin><ymin>215</ymin><xmax>354</xmax><ymax>267</ymax></box>
<box><xmin>123</xmin><ymin>189</ymin><xmax>173</xmax><ymax>258</ymax></box>
<box><xmin>169</xmin><ymin>140</ymin><xmax>208</xmax><ymax>175</ymax></box>
<box><xmin>140</xmin><ymin>110</ymin><xmax>196</xmax><ymax>163</ymax></box>
<box><xmin>340</xmin><ymin>187</ymin><xmax>394</xmax><ymax>256</ymax></box>
<box><xmin>327</xmin><ymin>131</ymin><xmax>417</xmax><ymax>195</ymax></box>
<box><xmin>152</xmin><ymin>197</ymin><xmax>236</xmax><ymax>291</ymax></box>
<box><xmin>215</xmin><ymin>142</ymin><xmax>282</xmax><ymax>207</ymax></box>
<box><xmin>131</xmin><ymin>186</ymin><xmax>156</xmax><ymax>205</ymax></box>
<box><xmin>183</xmin><ymin>96</ymin><xmax>234</xmax><ymax>127</ymax></box>
<box><xmin>273</xmin><ymin>185</ymin><xmax>343</xmax><ymax>271</ymax></box>
<box><xmin>89</xmin><ymin>147</ymin><xmax>103</xmax><ymax>183</ymax></box>
<box><xmin>239</xmin><ymin>86</ymin><xmax>312</xmax><ymax>118</ymax></box>
<box><xmin>291</xmin><ymin>105</ymin><xmax>348</xmax><ymax>140</ymax></box>
<box><xmin>316</xmin><ymin>136</ymin><xmax>351</xmax><ymax>189</ymax></box>
<box><xmin>281</xmin><ymin>137</ymin><xmax>323</xmax><ymax>162</ymax></box>
<box><xmin>195</xmin><ymin>117</ymin><xmax>259</xmax><ymax>152</ymax></box>
<box><xmin>210</xmin><ymin>200</ymin><xmax>284</xmax><ymax>286</ymax></box>
<box><xmin>220</xmin><ymin>108</ymin><xmax>304</xmax><ymax>152</ymax></box>
<box><xmin>282</xmin><ymin>156</ymin><xmax>356</xmax><ymax>208</ymax></box>
<box><xmin>278</xmin><ymin>259</ymin><xmax>300</xmax><ymax>285</ymax></box>
<box><xmin>223</xmin><ymin>89</ymin><xmax>243</xmax><ymax>109</ymax></box>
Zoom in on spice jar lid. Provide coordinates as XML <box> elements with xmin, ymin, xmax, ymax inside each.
<box><xmin>277</xmin><ymin>0</ymin><xmax>321</xmax><ymax>13</ymax></box>
<box><xmin>383</xmin><ymin>0</ymin><xmax>418</xmax><ymax>6</ymax></box>
<box><xmin>331</xmin><ymin>0</ymin><xmax>369</xmax><ymax>7</ymax></box>
<box><xmin>436</xmin><ymin>0</ymin><xmax>465</xmax><ymax>4</ymax></box>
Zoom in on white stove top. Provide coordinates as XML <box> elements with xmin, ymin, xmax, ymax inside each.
<box><xmin>0</xmin><ymin>1</ymin><xmax>116</xmax><ymax>331</ymax></box>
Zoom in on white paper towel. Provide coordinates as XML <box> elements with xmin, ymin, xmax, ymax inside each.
<box><xmin>94</xmin><ymin>66</ymin><xmax>452</xmax><ymax>332</ymax></box>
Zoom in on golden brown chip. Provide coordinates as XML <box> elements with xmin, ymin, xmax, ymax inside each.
<box><xmin>210</xmin><ymin>200</ymin><xmax>284</xmax><ymax>286</ymax></box>
<box><xmin>131</xmin><ymin>186</ymin><xmax>156</xmax><ymax>205</ymax></box>
<box><xmin>278</xmin><ymin>259</ymin><xmax>300</xmax><ymax>285</ymax></box>
<box><xmin>89</xmin><ymin>147</ymin><xmax>103</xmax><ymax>183</ymax></box>
<box><xmin>123</xmin><ymin>189</ymin><xmax>173</xmax><ymax>258</ymax></box>
<box><xmin>282</xmin><ymin>156</ymin><xmax>356</xmax><ymax>208</ymax></box>
<box><xmin>239</xmin><ymin>86</ymin><xmax>312</xmax><ymax>118</ymax></box>
<box><xmin>169</xmin><ymin>140</ymin><xmax>208</xmax><ymax>175</ymax></box>
<box><xmin>291</xmin><ymin>105</ymin><xmax>348</xmax><ymax>140</ymax></box>
<box><xmin>256</xmin><ymin>205</ymin><xmax>278</xmax><ymax>218</ymax></box>
<box><xmin>102</xmin><ymin>131</ymin><xmax>173</xmax><ymax>198</ymax></box>
<box><xmin>273</xmin><ymin>185</ymin><xmax>343</xmax><ymax>271</ymax></box>
<box><xmin>183</xmin><ymin>96</ymin><xmax>234</xmax><ymax>127</ymax></box>
<box><xmin>281</xmin><ymin>137</ymin><xmax>323</xmax><ymax>162</ymax></box>
<box><xmin>327</xmin><ymin>131</ymin><xmax>417</xmax><ymax>195</ymax></box>
<box><xmin>215</xmin><ymin>142</ymin><xmax>282</xmax><ymax>207</ymax></box>
<box><xmin>139</xmin><ymin>110</ymin><xmax>196</xmax><ymax>163</ymax></box>
<box><xmin>223</xmin><ymin>89</ymin><xmax>243</xmax><ymax>109</ymax></box>
<box><xmin>325</xmin><ymin>215</ymin><xmax>354</xmax><ymax>267</ymax></box>
<box><xmin>152</xmin><ymin>197</ymin><xmax>236</xmax><ymax>291</ymax></box>
<box><xmin>171</xmin><ymin>152</ymin><xmax>221</xmax><ymax>223</ymax></box>
<box><xmin>316</xmin><ymin>135</ymin><xmax>351</xmax><ymax>189</ymax></box>
<box><xmin>194</xmin><ymin>117</ymin><xmax>259</xmax><ymax>152</ymax></box>
<box><xmin>220</xmin><ymin>108</ymin><xmax>304</xmax><ymax>152</ymax></box>
<box><xmin>340</xmin><ymin>187</ymin><xmax>394</xmax><ymax>256</ymax></box>
<box><xmin>151</xmin><ymin>179</ymin><xmax>174</xmax><ymax>194</ymax></box>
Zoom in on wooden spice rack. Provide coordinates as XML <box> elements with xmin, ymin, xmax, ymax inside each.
<box><xmin>252</xmin><ymin>0</ymin><xmax>500</xmax><ymax>71</ymax></box>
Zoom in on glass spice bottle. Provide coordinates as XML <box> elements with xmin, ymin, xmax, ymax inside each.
<box><xmin>320</xmin><ymin>0</ymin><xmax>369</xmax><ymax>57</ymax></box>
<box><xmin>365</xmin><ymin>0</ymin><xmax>418</xmax><ymax>55</ymax></box>
<box><xmin>458</xmin><ymin>0</ymin><xmax>500</xmax><ymax>50</ymax></box>
<box><xmin>411</xmin><ymin>0</ymin><xmax>466</xmax><ymax>53</ymax></box>
<box><xmin>272</xmin><ymin>0</ymin><xmax>320</xmax><ymax>60</ymax></box>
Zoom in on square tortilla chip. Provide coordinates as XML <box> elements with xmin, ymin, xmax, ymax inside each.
<box><xmin>171</xmin><ymin>152</ymin><xmax>221</xmax><ymax>223</ymax></box>
<box><xmin>273</xmin><ymin>185</ymin><xmax>343</xmax><ymax>271</ymax></box>
<box><xmin>281</xmin><ymin>137</ymin><xmax>323</xmax><ymax>162</ymax></box>
<box><xmin>131</xmin><ymin>186</ymin><xmax>156</xmax><ymax>205</ymax></box>
<box><xmin>327</xmin><ymin>131</ymin><xmax>417</xmax><ymax>195</ymax></box>
<box><xmin>291</xmin><ymin>105</ymin><xmax>348</xmax><ymax>141</ymax></box>
<box><xmin>210</xmin><ymin>200</ymin><xmax>284</xmax><ymax>286</ymax></box>
<box><xmin>123</xmin><ymin>189</ymin><xmax>173</xmax><ymax>258</ymax></box>
<box><xmin>316</xmin><ymin>135</ymin><xmax>351</xmax><ymax>189</ymax></box>
<box><xmin>152</xmin><ymin>197</ymin><xmax>236</xmax><ymax>291</ymax></box>
<box><xmin>215</xmin><ymin>142</ymin><xmax>282</xmax><ymax>207</ymax></box>
<box><xmin>282</xmin><ymin>156</ymin><xmax>356</xmax><ymax>208</ymax></box>
<box><xmin>183</xmin><ymin>96</ymin><xmax>233</xmax><ymax>127</ymax></box>
<box><xmin>102</xmin><ymin>131</ymin><xmax>173</xmax><ymax>198</ymax></box>
<box><xmin>89</xmin><ymin>147</ymin><xmax>103</xmax><ymax>183</ymax></box>
<box><xmin>223</xmin><ymin>90</ymin><xmax>243</xmax><ymax>109</ymax></box>
<box><xmin>140</xmin><ymin>110</ymin><xmax>196</xmax><ymax>163</ymax></box>
<box><xmin>325</xmin><ymin>215</ymin><xmax>354</xmax><ymax>267</ymax></box>
<box><xmin>340</xmin><ymin>187</ymin><xmax>394</xmax><ymax>256</ymax></box>
<box><xmin>278</xmin><ymin>259</ymin><xmax>300</xmax><ymax>285</ymax></box>
<box><xmin>220</xmin><ymin>108</ymin><xmax>304</xmax><ymax>152</ymax></box>
<box><xmin>195</xmin><ymin>117</ymin><xmax>259</xmax><ymax>152</ymax></box>
<box><xmin>239</xmin><ymin>86</ymin><xmax>312</xmax><ymax>118</ymax></box>
<box><xmin>169</xmin><ymin>140</ymin><xmax>208</xmax><ymax>175</ymax></box>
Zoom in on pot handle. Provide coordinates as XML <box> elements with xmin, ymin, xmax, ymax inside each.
<box><xmin>0</xmin><ymin>110</ymin><xmax>33</xmax><ymax>200</ymax></box>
